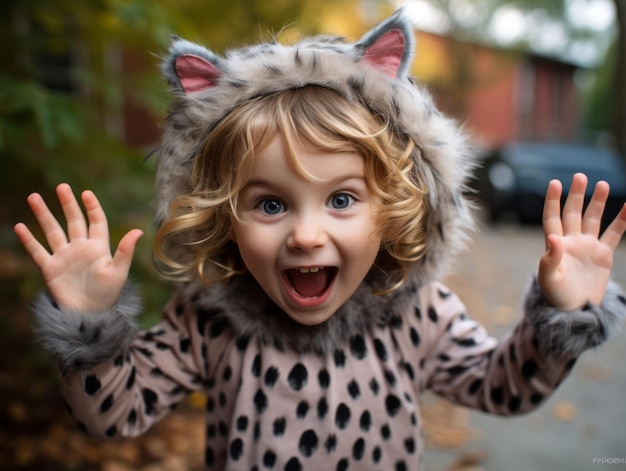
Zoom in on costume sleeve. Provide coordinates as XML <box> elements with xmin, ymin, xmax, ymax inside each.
<box><xmin>410</xmin><ymin>278</ymin><xmax>626</xmax><ymax>415</ymax></box>
<box><xmin>31</xmin><ymin>283</ymin><xmax>223</xmax><ymax>438</ymax></box>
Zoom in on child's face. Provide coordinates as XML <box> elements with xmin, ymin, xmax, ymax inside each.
<box><xmin>231</xmin><ymin>135</ymin><xmax>382</xmax><ymax>326</ymax></box>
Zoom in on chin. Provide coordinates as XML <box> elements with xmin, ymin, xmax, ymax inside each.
<box><xmin>282</xmin><ymin>307</ymin><xmax>338</xmax><ymax>326</ymax></box>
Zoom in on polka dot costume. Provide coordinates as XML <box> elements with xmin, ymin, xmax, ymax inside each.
<box><xmin>29</xmin><ymin>8</ymin><xmax>626</xmax><ymax>471</ymax></box>
<box><xmin>59</xmin><ymin>282</ymin><xmax>584</xmax><ymax>470</ymax></box>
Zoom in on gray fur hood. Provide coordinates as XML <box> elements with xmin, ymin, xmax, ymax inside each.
<box><xmin>31</xmin><ymin>11</ymin><xmax>626</xmax><ymax>365</ymax></box>
<box><xmin>154</xmin><ymin>9</ymin><xmax>476</xmax><ymax>351</ymax></box>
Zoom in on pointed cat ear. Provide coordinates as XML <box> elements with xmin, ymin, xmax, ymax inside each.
<box><xmin>356</xmin><ymin>9</ymin><xmax>415</xmax><ymax>78</ymax></box>
<box><xmin>162</xmin><ymin>39</ymin><xmax>223</xmax><ymax>94</ymax></box>
<box><xmin>362</xmin><ymin>29</ymin><xmax>406</xmax><ymax>78</ymax></box>
<box><xmin>175</xmin><ymin>54</ymin><xmax>221</xmax><ymax>93</ymax></box>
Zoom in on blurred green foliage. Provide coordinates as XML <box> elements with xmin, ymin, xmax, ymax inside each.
<box><xmin>0</xmin><ymin>0</ymin><xmax>373</xmax><ymax>332</ymax></box>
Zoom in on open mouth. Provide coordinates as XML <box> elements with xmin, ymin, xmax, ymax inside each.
<box><xmin>284</xmin><ymin>267</ymin><xmax>338</xmax><ymax>299</ymax></box>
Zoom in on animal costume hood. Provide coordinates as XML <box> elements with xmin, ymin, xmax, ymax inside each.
<box><xmin>151</xmin><ymin>9</ymin><xmax>475</xmax><ymax>352</ymax></box>
<box><xmin>26</xmin><ymin>17</ymin><xmax>626</xmax><ymax>470</ymax></box>
<box><xmin>32</xmin><ymin>9</ymin><xmax>626</xmax><ymax>370</ymax></box>
<box><xmin>156</xmin><ymin>8</ymin><xmax>473</xmax><ymax>277</ymax></box>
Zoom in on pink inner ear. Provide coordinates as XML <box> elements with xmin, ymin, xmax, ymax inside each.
<box><xmin>175</xmin><ymin>54</ymin><xmax>221</xmax><ymax>93</ymax></box>
<box><xmin>363</xmin><ymin>29</ymin><xmax>406</xmax><ymax>78</ymax></box>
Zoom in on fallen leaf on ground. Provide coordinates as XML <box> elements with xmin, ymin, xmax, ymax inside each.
<box><xmin>552</xmin><ymin>401</ymin><xmax>577</xmax><ymax>421</ymax></box>
<box><xmin>445</xmin><ymin>449</ymin><xmax>489</xmax><ymax>471</ymax></box>
<box><xmin>579</xmin><ymin>365</ymin><xmax>612</xmax><ymax>384</ymax></box>
<box><xmin>422</xmin><ymin>395</ymin><xmax>479</xmax><ymax>450</ymax></box>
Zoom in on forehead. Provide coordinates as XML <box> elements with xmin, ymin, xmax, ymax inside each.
<box><xmin>249</xmin><ymin>134</ymin><xmax>366</xmax><ymax>183</ymax></box>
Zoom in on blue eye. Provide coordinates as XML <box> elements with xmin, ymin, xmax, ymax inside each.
<box><xmin>259</xmin><ymin>199</ymin><xmax>285</xmax><ymax>215</ymax></box>
<box><xmin>329</xmin><ymin>193</ymin><xmax>354</xmax><ymax>209</ymax></box>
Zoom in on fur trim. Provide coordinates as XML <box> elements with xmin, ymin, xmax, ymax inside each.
<box><xmin>182</xmin><ymin>270</ymin><xmax>418</xmax><ymax>354</ymax></box>
<box><xmin>524</xmin><ymin>277</ymin><xmax>626</xmax><ymax>357</ymax></box>
<box><xmin>155</xmin><ymin>8</ymin><xmax>475</xmax><ymax>287</ymax></box>
<box><xmin>32</xmin><ymin>283</ymin><xmax>141</xmax><ymax>371</ymax></box>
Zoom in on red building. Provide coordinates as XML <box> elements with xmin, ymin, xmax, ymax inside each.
<box><xmin>412</xmin><ymin>31</ymin><xmax>581</xmax><ymax>151</ymax></box>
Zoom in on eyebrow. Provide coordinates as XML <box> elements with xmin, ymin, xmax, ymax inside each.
<box><xmin>242</xmin><ymin>174</ymin><xmax>366</xmax><ymax>190</ymax></box>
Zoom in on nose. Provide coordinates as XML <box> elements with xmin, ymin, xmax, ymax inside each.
<box><xmin>287</xmin><ymin>211</ymin><xmax>328</xmax><ymax>251</ymax></box>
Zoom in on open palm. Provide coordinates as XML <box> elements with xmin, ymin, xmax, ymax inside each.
<box><xmin>14</xmin><ymin>184</ymin><xmax>143</xmax><ymax>312</ymax></box>
<box><xmin>538</xmin><ymin>173</ymin><xmax>626</xmax><ymax>310</ymax></box>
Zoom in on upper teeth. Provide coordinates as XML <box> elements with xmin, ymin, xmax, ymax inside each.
<box><xmin>298</xmin><ymin>267</ymin><xmax>323</xmax><ymax>273</ymax></box>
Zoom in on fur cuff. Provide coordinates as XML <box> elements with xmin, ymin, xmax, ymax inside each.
<box><xmin>524</xmin><ymin>277</ymin><xmax>626</xmax><ymax>357</ymax></box>
<box><xmin>32</xmin><ymin>283</ymin><xmax>141</xmax><ymax>370</ymax></box>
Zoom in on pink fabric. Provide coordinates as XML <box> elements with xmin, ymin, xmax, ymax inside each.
<box><xmin>176</xmin><ymin>55</ymin><xmax>221</xmax><ymax>93</ymax></box>
<box><xmin>59</xmin><ymin>282</ymin><xmax>575</xmax><ymax>470</ymax></box>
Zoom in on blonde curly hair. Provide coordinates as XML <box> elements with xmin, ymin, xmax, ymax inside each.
<box><xmin>154</xmin><ymin>86</ymin><xmax>429</xmax><ymax>292</ymax></box>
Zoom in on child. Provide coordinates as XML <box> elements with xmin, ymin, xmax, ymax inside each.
<box><xmin>14</xmin><ymin>9</ymin><xmax>626</xmax><ymax>471</ymax></box>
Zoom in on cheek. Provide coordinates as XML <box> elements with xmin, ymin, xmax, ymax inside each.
<box><xmin>230</xmin><ymin>216</ymin><xmax>257</xmax><ymax>250</ymax></box>
<box><xmin>357</xmin><ymin>237</ymin><xmax>382</xmax><ymax>272</ymax></box>
<box><xmin>341</xmin><ymin>221</ymin><xmax>381</xmax><ymax>273</ymax></box>
<box><xmin>233</xmin><ymin>228</ymin><xmax>276</xmax><ymax>270</ymax></box>
<box><xmin>350</xmin><ymin>213</ymin><xmax>382</xmax><ymax>249</ymax></box>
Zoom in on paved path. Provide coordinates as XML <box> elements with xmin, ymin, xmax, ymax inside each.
<box><xmin>424</xmin><ymin>223</ymin><xmax>626</xmax><ymax>471</ymax></box>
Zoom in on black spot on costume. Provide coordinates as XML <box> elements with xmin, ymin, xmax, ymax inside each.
<box><xmin>28</xmin><ymin>8</ymin><xmax>626</xmax><ymax>471</ymax></box>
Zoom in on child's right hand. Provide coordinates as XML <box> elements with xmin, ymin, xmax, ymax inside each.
<box><xmin>14</xmin><ymin>183</ymin><xmax>143</xmax><ymax>312</ymax></box>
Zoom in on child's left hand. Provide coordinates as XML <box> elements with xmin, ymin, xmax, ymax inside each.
<box><xmin>538</xmin><ymin>173</ymin><xmax>626</xmax><ymax>310</ymax></box>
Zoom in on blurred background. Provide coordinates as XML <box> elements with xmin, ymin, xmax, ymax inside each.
<box><xmin>1</xmin><ymin>0</ymin><xmax>625</xmax><ymax>469</ymax></box>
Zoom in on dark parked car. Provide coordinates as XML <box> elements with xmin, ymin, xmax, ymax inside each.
<box><xmin>473</xmin><ymin>141</ymin><xmax>626</xmax><ymax>224</ymax></box>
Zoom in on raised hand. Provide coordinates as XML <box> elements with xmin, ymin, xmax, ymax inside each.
<box><xmin>538</xmin><ymin>173</ymin><xmax>626</xmax><ymax>310</ymax></box>
<box><xmin>14</xmin><ymin>183</ymin><xmax>143</xmax><ymax>312</ymax></box>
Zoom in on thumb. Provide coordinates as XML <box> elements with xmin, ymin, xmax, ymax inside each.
<box><xmin>112</xmin><ymin>229</ymin><xmax>143</xmax><ymax>275</ymax></box>
<box><xmin>539</xmin><ymin>233</ymin><xmax>563</xmax><ymax>274</ymax></box>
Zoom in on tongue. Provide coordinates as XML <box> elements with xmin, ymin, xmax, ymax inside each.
<box><xmin>287</xmin><ymin>269</ymin><xmax>330</xmax><ymax>297</ymax></box>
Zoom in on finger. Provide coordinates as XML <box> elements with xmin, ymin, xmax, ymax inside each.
<box><xmin>582</xmin><ymin>180</ymin><xmax>610</xmax><ymax>237</ymax></box>
<box><xmin>14</xmin><ymin>222</ymin><xmax>52</xmax><ymax>269</ymax></box>
<box><xmin>27</xmin><ymin>192</ymin><xmax>68</xmax><ymax>251</ymax></box>
<box><xmin>112</xmin><ymin>229</ymin><xmax>143</xmax><ymax>276</ymax></box>
<box><xmin>561</xmin><ymin>173</ymin><xmax>588</xmax><ymax>234</ymax></box>
<box><xmin>543</xmin><ymin>179</ymin><xmax>563</xmax><ymax>246</ymax></box>
<box><xmin>57</xmin><ymin>183</ymin><xmax>88</xmax><ymax>241</ymax></box>
<box><xmin>82</xmin><ymin>190</ymin><xmax>110</xmax><ymax>241</ymax></box>
<box><xmin>600</xmin><ymin>202</ymin><xmax>626</xmax><ymax>251</ymax></box>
